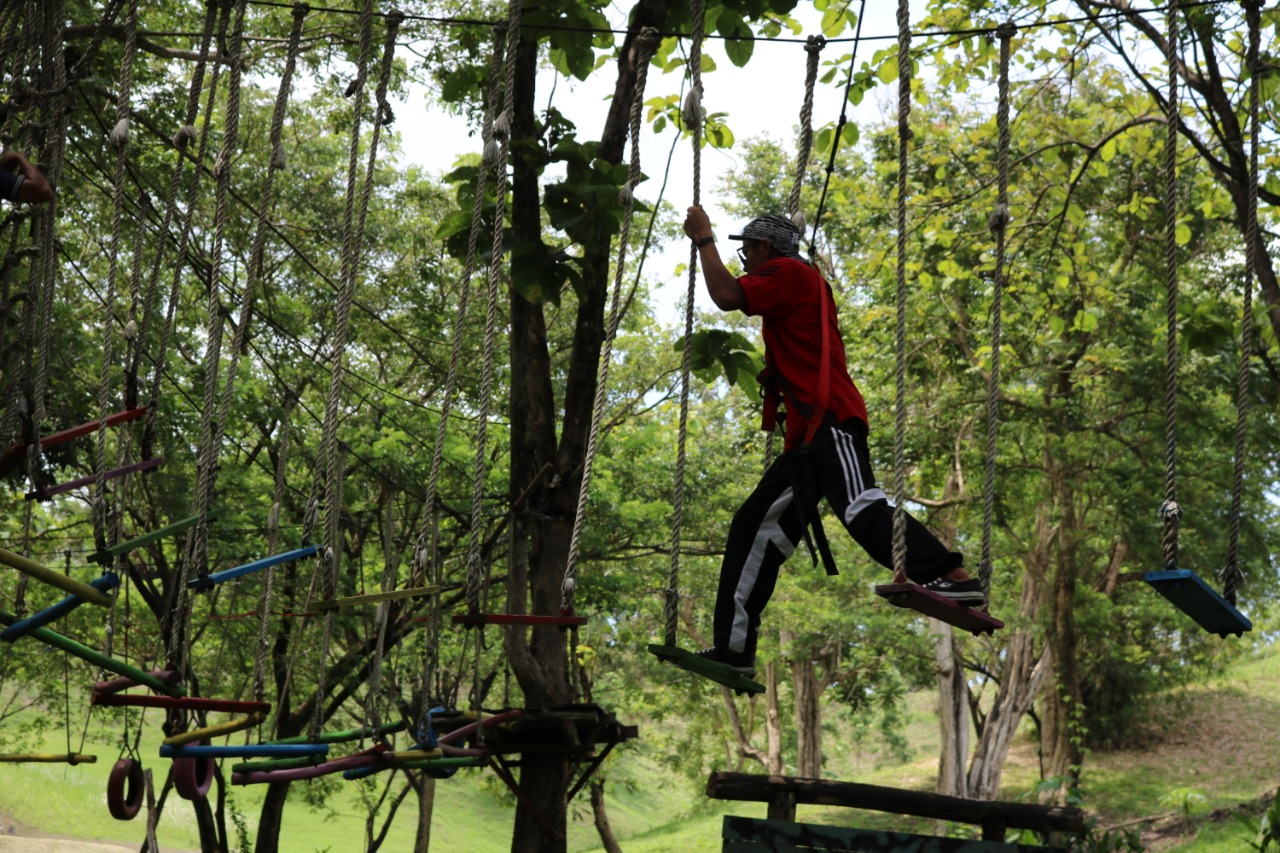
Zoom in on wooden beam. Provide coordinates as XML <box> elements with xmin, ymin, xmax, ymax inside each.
<box><xmin>722</xmin><ymin>816</ymin><xmax>1063</xmax><ymax>852</ymax></box>
<box><xmin>706</xmin><ymin>773</ymin><xmax>1085</xmax><ymax>835</ymax></box>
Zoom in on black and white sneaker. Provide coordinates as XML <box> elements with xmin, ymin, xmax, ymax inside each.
<box><xmin>694</xmin><ymin>647</ymin><xmax>756</xmax><ymax>678</ymax></box>
<box><xmin>920</xmin><ymin>577</ymin><xmax>987</xmax><ymax>607</ymax></box>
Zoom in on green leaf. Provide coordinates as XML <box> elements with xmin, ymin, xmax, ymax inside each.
<box><xmin>1175</xmin><ymin>222</ymin><xmax>1191</xmax><ymax>245</ymax></box>
<box><xmin>1099</xmin><ymin>137</ymin><xmax>1117</xmax><ymax>162</ymax></box>
<box><xmin>877</xmin><ymin>56</ymin><xmax>899</xmax><ymax>84</ymax></box>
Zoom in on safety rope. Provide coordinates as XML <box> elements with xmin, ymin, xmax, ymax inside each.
<box><xmin>1222</xmin><ymin>0</ymin><xmax>1259</xmax><ymax>606</ymax></box>
<box><xmin>979</xmin><ymin>22</ymin><xmax>1015</xmax><ymax>601</ymax></box>
<box><xmin>807</xmin><ymin>0</ymin><xmax>867</xmax><ymax>256</ymax></box>
<box><xmin>311</xmin><ymin>0</ymin><xmax>390</xmax><ymax>739</ymax></box>
<box><xmin>561</xmin><ymin>27</ymin><xmax>661</xmax><ymax>614</ymax></box>
<box><xmin>464</xmin><ymin>0</ymin><xmax>522</xmax><ymax>618</ymax></box>
<box><xmin>1157</xmin><ymin>4</ymin><xmax>1181</xmax><ymax>571</ymax></box>
<box><xmin>890</xmin><ymin>0</ymin><xmax>912</xmax><ymax>580</ymax></box>
<box><xmin>414</xmin><ymin>22</ymin><xmax>506</xmax><ymax>728</ymax></box>
<box><xmin>664</xmin><ymin>0</ymin><xmax>706</xmax><ymax>648</ymax></box>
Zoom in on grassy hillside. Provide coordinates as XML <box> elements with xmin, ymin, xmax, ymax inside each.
<box><xmin>1</xmin><ymin>645</ymin><xmax>1276</xmax><ymax>852</ymax></box>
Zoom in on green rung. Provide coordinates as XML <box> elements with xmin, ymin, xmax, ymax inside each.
<box><xmin>89</xmin><ymin>509</ymin><xmax>220</xmax><ymax>565</ymax></box>
<box><xmin>647</xmin><ymin>644</ymin><xmax>765</xmax><ymax>696</ymax></box>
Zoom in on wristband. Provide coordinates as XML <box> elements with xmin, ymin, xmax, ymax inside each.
<box><xmin>694</xmin><ymin>235</ymin><xmax>715</xmax><ymax>248</ymax></box>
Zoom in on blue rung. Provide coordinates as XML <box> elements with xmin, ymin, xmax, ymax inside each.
<box><xmin>160</xmin><ymin>742</ymin><xmax>330</xmax><ymax>759</ymax></box>
<box><xmin>0</xmin><ymin>573</ymin><xmax>120</xmax><ymax>643</ymax></box>
<box><xmin>1145</xmin><ymin>569</ymin><xmax>1252</xmax><ymax>638</ymax></box>
<box><xmin>188</xmin><ymin>546</ymin><xmax>320</xmax><ymax>591</ymax></box>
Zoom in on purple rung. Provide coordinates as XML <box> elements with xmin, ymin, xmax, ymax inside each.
<box><xmin>27</xmin><ymin>457</ymin><xmax>163</xmax><ymax>501</ymax></box>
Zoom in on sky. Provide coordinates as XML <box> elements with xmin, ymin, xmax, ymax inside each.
<box><xmin>387</xmin><ymin>3</ymin><xmax>905</xmax><ymax>327</ymax></box>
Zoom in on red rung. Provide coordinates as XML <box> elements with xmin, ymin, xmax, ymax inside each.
<box><xmin>27</xmin><ymin>457</ymin><xmax>163</xmax><ymax>501</ymax></box>
<box><xmin>90</xmin><ymin>693</ymin><xmax>270</xmax><ymax>714</ymax></box>
<box><xmin>451</xmin><ymin>613</ymin><xmax>587</xmax><ymax>628</ymax></box>
<box><xmin>874</xmin><ymin>583</ymin><xmax>1004</xmax><ymax>635</ymax></box>
<box><xmin>35</xmin><ymin>408</ymin><xmax>149</xmax><ymax>451</ymax></box>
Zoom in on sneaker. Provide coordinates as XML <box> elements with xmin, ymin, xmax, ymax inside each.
<box><xmin>694</xmin><ymin>647</ymin><xmax>756</xmax><ymax>678</ymax></box>
<box><xmin>919</xmin><ymin>576</ymin><xmax>987</xmax><ymax>607</ymax></box>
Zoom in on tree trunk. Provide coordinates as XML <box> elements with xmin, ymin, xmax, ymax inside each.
<box><xmin>967</xmin><ymin>556</ymin><xmax>1051</xmax><ymax>801</ymax></box>
<box><xmin>590</xmin><ymin>779</ymin><xmax>624</xmax><ymax>853</ymax></box>
<box><xmin>1039</xmin><ymin>464</ymin><xmax>1084</xmax><ymax>799</ymax></box>
<box><xmin>934</xmin><ymin>621</ymin><xmax>969</xmax><ymax>798</ymax></box>
<box><xmin>253</xmin><ymin>782</ymin><xmax>290</xmax><ymax>853</ymax></box>
<box><xmin>764</xmin><ymin>659</ymin><xmax>784</xmax><ymax>775</ymax></box>
<box><xmin>413</xmin><ymin>774</ymin><xmax>436</xmax><ymax>853</ymax></box>
<box><xmin>791</xmin><ymin>655</ymin><xmax>822</xmax><ymax>778</ymax></box>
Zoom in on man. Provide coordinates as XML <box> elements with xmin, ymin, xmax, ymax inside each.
<box><xmin>682</xmin><ymin>206</ymin><xmax>983</xmax><ymax>677</ymax></box>
<box><xmin>0</xmin><ymin>149</ymin><xmax>53</xmax><ymax>204</ymax></box>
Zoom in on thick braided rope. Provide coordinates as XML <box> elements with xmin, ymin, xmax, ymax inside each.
<box><xmin>465</xmin><ymin>0</ymin><xmax>521</xmax><ymax>617</ymax></box>
<box><xmin>979</xmin><ymin>23</ymin><xmax>1015</xmax><ymax>599</ymax></box>
<box><xmin>786</xmin><ymin>35</ymin><xmax>825</xmax><ymax>226</ymax></box>
<box><xmin>186</xmin><ymin>0</ymin><xmax>249</xmax><ymax>601</ymax></box>
<box><xmin>349</xmin><ymin>14</ymin><xmax>411</xmax><ymax>725</ymax></box>
<box><xmin>24</xmin><ymin>0</ymin><xmax>70</xmax><ymax>496</ymax></box>
<box><xmin>664</xmin><ymin>0</ymin><xmax>706</xmax><ymax>647</ymax></box>
<box><xmin>1222</xmin><ymin>0</ymin><xmax>1259</xmax><ymax>606</ymax></box>
<box><xmin>143</xmin><ymin>0</ymin><xmax>221</xmax><ymax>460</ymax></box>
<box><xmin>254</xmin><ymin>395</ymin><xmax>296</xmax><ymax>707</ymax></box>
<box><xmin>1158</xmin><ymin>4</ymin><xmax>1180</xmax><ymax>571</ymax></box>
<box><xmin>0</xmin><ymin>1</ymin><xmax>37</xmax><ymax>140</ymax></box>
<box><xmin>415</xmin><ymin>24</ymin><xmax>505</xmax><ymax>727</ymax></box>
<box><xmin>890</xmin><ymin>0</ymin><xmax>912</xmax><ymax>580</ymax></box>
<box><xmin>91</xmin><ymin>0</ymin><xmax>139</xmax><ymax>559</ymax></box>
<box><xmin>311</xmin><ymin>0</ymin><xmax>380</xmax><ymax>740</ymax></box>
<box><xmin>562</xmin><ymin>27</ymin><xmax>661</xmax><ymax>614</ymax></box>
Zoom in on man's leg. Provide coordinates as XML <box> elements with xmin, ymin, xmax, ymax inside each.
<box><xmin>712</xmin><ymin>455</ymin><xmax>807</xmax><ymax>658</ymax></box>
<box><xmin>814</xmin><ymin>419</ymin><xmax>962</xmax><ymax>583</ymax></box>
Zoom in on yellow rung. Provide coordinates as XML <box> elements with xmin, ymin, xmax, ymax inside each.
<box><xmin>316</xmin><ymin>585</ymin><xmax>440</xmax><ymax>611</ymax></box>
<box><xmin>0</xmin><ymin>548</ymin><xmax>114</xmax><ymax>607</ymax></box>
<box><xmin>0</xmin><ymin>753</ymin><xmax>97</xmax><ymax>764</ymax></box>
<box><xmin>163</xmin><ymin>711</ymin><xmax>267</xmax><ymax>747</ymax></box>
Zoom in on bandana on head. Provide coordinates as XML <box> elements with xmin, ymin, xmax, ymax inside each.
<box><xmin>729</xmin><ymin>213</ymin><xmax>802</xmax><ymax>258</ymax></box>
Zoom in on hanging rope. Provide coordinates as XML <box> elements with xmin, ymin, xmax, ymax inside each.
<box><xmin>413</xmin><ymin>22</ymin><xmax>506</xmax><ymax>727</ymax></box>
<box><xmin>1221</xmin><ymin>0</ymin><xmax>1259</xmax><ymax>606</ymax></box>
<box><xmin>890</xmin><ymin>0</ymin><xmax>913</xmax><ymax>581</ymax></box>
<box><xmin>464</xmin><ymin>0</ymin><xmax>522</xmax><ymax>619</ymax></box>
<box><xmin>979</xmin><ymin>22</ymin><xmax>1015</xmax><ymax>600</ymax></box>
<box><xmin>186</xmin><ymin>0</ymin><xmax>250</xmax><ymax>592</ymax></box>
<box><xmin>311</xmin><ymin>0</ymin><xmax>396</xmax><ymax>739</ymax></box>
<box><xmin>1157</xmin><ymin>4</ymin><xmax>1181</xmax><ymax>572</ymax></box>
<box><xmin>561</xmin><ymin>26</ymin><xmax>662</xmax><ymax>615</ymax></box>
<box><xmin>254</xmin><ymin>394</ymin><xmax>297</xmax><ymax>708</ymax></box>
<box><xmin>142</xmin><ymin>0</ymin><xmax>223</xmax><ymax>462</ymax></box>
<box><xmin>91</xmin><ymin>0</ymin><xmax>139</xmax><ymax>561</ymax></box>
<box><xmin>786</xmin><ymin>34</ymin><xmax>825</xmax><ymax>233</ymax></box>
<box><xmin>663</xmin><ymin>0</ymin><xmax>706</xmax><ymax>649</ymax></box>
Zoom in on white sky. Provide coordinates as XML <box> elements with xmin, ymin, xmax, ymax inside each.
<box><xmin>388</xmin><ymin>3</ymin><xmax>904</xmax><ymax>327</ymax></box>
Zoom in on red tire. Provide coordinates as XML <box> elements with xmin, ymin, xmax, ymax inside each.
<box><xmin>107</xmin><ymin>758</ymin><xmax>144</xmax><ymax>820</ymax></box>
<box><xmin>173</xmin><ymin>748</ymin><xmax>213</xmax><ymax>801</ymax></box>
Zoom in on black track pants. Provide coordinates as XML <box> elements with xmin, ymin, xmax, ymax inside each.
<box><xmin>712</xmin><ymin>418</ymin><xmax>963</xmax><ymax>656</ymax></box>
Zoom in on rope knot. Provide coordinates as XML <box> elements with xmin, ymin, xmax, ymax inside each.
<box><xmin>994</xmin><ymin>22</ymin><xmax>1018</xmax><ymax>40</ymax></box>
<box><xmin>271</xmin><ymin>141</ymin><xmax>286</xmax><ymax>170</ymax></box>
<box><xmin>291</xmin><ymin>2</ymin><xmax>310</xmax><ymax>19</ymax></box>
<box><xmin>988</xmin><ymin>203</ymin><xmax>1010</xmax><ymax>233</ymax></box>
<box><xmin>1157</xmin><ymin>499</ymin><xmax>1183</xmax><ymax>523</ymax></box>
<box><xmin>805</xmin><ymin>35</ymin><xmax>826</xmax><ymax>53</ymax></box>
<box><xmin>790</xmin><ymin>210</ymin><xmax>807</xmax><ymax>235</ymax></box>
<box><xmin>173</xmin><ymin>124</ymin><xmax>196</xmax><ymax>148</ymax></box>
<box><xmin>636</xmin><ymin>26</ymin><xmax>661</xmax><ymax>53</ymax></box>
<box><xmin>492</xmin><ymin>108</ymin><xmax>512</xmax><ymax>141</ymax></box>
<box><xmin>618</xmin><ymin>180</ymin><xmax>634</xmax><ymax>206</ymax></box>
<box><xmin>109</xmin><ymin>118</ymin><xmax>130</xmax><ymax>149</ymax></box>
<box><xmin>482</xmin><ymin>139</ymin><xmax>501</xmax><ymax>166</ymax></box>
<box><xmin>682</xmin><ymin>89</ymin><xmax>703</xmax><ymax>131</ymax></box>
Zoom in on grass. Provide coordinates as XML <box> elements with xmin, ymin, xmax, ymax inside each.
<box><xmin>2</xmin><ymin>646</ymin><xmax>1278</xmax><ymax>851</ymax></box>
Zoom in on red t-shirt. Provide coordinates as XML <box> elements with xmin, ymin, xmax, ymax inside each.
<box><xmin>738</xmin><ymin>257</ymin><xmax>867</xmax><ymax>449</ymax></box>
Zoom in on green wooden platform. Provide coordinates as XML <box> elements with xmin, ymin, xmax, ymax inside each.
<box><xmin>722</xmin><ymin>817</ymin><xmax>1062</xmax><ymax>852</ymax></box>
<box><xmin>648</xmin><ymin>644</ymin><xmax>765</xmax><ymax>696</ymax></box>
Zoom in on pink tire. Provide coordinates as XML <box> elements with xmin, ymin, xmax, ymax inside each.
<box><xmin>107</xmin><ymin>758</ymin><xmax>144</xmax><ymax>820</ymax></box>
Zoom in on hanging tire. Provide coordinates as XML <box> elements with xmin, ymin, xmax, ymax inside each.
<box><xmin>173</xmin><ymin>748</ymin><xmax>213</xmax><ymax>801</ymax></box>
<box><xmin>107</xmin><ymin>758</ymin><xmax>144</xmax><ymax>820</ymax></box>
